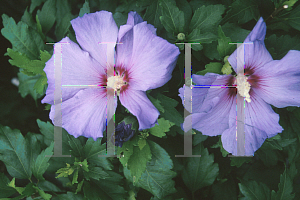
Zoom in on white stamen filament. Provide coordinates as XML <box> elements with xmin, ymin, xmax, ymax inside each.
<box><xmin>236</xmin><ymin>73</ymin><xmax>251</xmax><ymax>103</ymax></box>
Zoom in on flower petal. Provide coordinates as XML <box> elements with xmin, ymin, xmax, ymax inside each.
<box><xmin>178</xmin><ymin>74</ymin><xmax>218</xmax><ymax>113</ymax></box>
<box><xmin>228</xmin><ymin>17</ymin><xmax>272</xmax><ymax>72</ymax></box>
<box><xmin>182</xmin><ymin>74</ymin><xmax>236</xmax><ymax>136</ymax></box>
<box><xmin>221</xmin><ymin>93</ymin><xmax>283</xmax><ymax>156</ymax></box>
<box><xmin>49</xmin><ymin>88</ymin><xmax>117</xmax><ymax>140</ymax></box>
<box><xmin>119</xmin><ymin>88</ymin><xmax>159</xmax><ymax>130</ymax></box>
<box><xmin>71</xmin><ymin>11</ymin><xmax>118</xmax><ymax>68</ymax></box>
<box><xmin>117</xmin><ymin>22</ymin><xmax>180</xmax><ymax>91</ymax></box>
<box><xmin>41</xmin><ymin>37</ymin><xmax>105</xmax><ymax>105</ymax></box>
<box><xmin>253</xmin><ymin>50</ymin><xmax>300</xmax><ymax>108</ymax></box>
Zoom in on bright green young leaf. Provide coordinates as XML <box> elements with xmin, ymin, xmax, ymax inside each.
<box><xmin>217</xmin><ymin>26</ymin><xmax>236</xmax><ymax>58</ymax></box>
<box><xmin>144</xmin><ymin>0</ymin><xmax>164</xmax><ymax>32</ymax></box>
<box><xmin>75</xmin><ymin>180</ymin><xmax>84</xmax><ymax>194</ymax></box>
<box><xmin>79</xmin><ymin>1</ymin><xmax>90</xmax><ymax>17</ymax></box>
<box><xmin>32</xmin><ymin>142</ymin><xmax>54</xmax><ymax>181</ymax></box>
<box><xmin>56</xmin><ymin>163</ymin><xmax>75</xmax><ymax>178</ymax></box>
<box><xmin>189</xmin><ymin>4</ymin><xmax>225</xmax><ymax>33</ymax></box>
<box><xmin>138</xmin><ymin>138</ymin><xmax>147</xmax><ymax>150</ymax></box>
<box><xmin>37</xmin><ymin>0</ymin><xmax>56</xmax><ymax>33</ymax></box>
<box><xmin>32</xmin><ymin>185</ymin><xmax>52</xmax><ymax>200</ymax></box>
<box><xmin>182</xmin><ymin>144</ymin><xmax>219</xmax><ymax>192</ymax></box>
<box><xmin>196</xmin><ymin>62</ymin><xmax>222</xmax><ymax>75</ymax></box>
<box><xmin>34</xmin><ymin>75</ymin><xmax>47</xmax><ymax>95</ymax></box>
<box><xmin>149</xmin><ymin>118</ymin><xmax>175</xmax><ymax>138</ymax></box>
<box><xmin>124</xmin><ymin>141</ymin><xmax>177</xmax><ymax>199</ymax></box>
<box><xmin>7</xmin><ymin>178</ymin><xmax>25</xmax><ymax>195</ymax></box>
<box><xmin>1</xmin><ymin>14</ymin><xmax>44</xmax><ymax>60</ymax></box>
<box><xmin>239</xmin><ymin>180</ymin><xmax>271</xmax><ymax>200</ymax></box>
<box><xmin>159</xmin><ymin>0</ymin><xmax>185</xmax><ymax>34</ymax></box>
<box><xmin>222</xmin><ymin>0</ymin><xmax>260</xmax><ymax>24</ymax></box>
<box><xmin>72</xmin><ymin>169</ymin><xmax>79</xmax><ymax>184</ymax></box>
<box><xmin>0</xmin><ymin>125</ymin><xmax>32</xmax><ymax>179</ymax></box>
<box><xmin>0</xmin><ymin>173</ymin><xmax>17</xmax><ymax>198</ymax></box>
<box><xmin>83</xmin><ymin>171</ymin><xmax>127</xmax><ymax>200</ymax></box>
<box><xmin>127</xmin><ymin>141</ymin><xmax>152</xmax><ymax>182</ymax></box>
<box><xmin>83</xmin><ymin>166</ymin><xmax>110</xmax><ymax>181</ymax></box>
<box><xmin>83</xmin><ymin>138</ymin><xmax>113</xmax><ymax>170</ymax></box>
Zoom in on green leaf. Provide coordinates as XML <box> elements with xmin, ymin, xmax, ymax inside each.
<box><xmin>187</xmin><ymin>28</ymin><xmax>217</xmax><ymax>43</ymax></box>
<box><xmin>138</xmin><ymin>138</ymin><xmax>147</xmax><ymax>150</ymax></box>
<box><xmin>239</xmin><ymin>180</ymin><xmax>271</xmax><ymax>200</ymax></box>
<box><xmin>203</xmin><ymin>41</ymin><xmax>222</xmax><ymax>60</ymax></box>
<box><xmin>55</xmin><ymin>0</ymin><xmax>73</xmax><ymax>40</ymax></box>
<box><xmin>282</xmin><ymin>0</ymin><xmax>298</xmax><ymax>11</ymax></box>
<box><xmin>83</xmin><ymin>166</ymin><xmax>110</xmax><ymax>181</ymax></box>
<box><xmin>30</xmin><ymin>0</ymin><xmax>47</xmax><ymax>13</ymax></box>
<box><xmin>127</xmin><ymin>141</ymin><xmax>152</xmax><ymax>182</ymax></box>
<box><xmin>72</xmin><ymin>169</ymin><xmax>79</xmax><ymax>184</ymax></box>
<box><xmin>83</xmin><ymin>171</ymin><xmax>127</xmax><ymax>200</ymax></box>
<box><xmin>7</xmin><ymin>178</ymin><xmax>25</xmax><ymax>195</ymax></box>
<box><xmin>211</xmin><ymin>136</ymin><xmax>229</xmax><ymax>157</ymax></box>
<box><xmin>79</xmin><ymin>1</ymin><xmax>90</xmax><ymax>17</ymax></box>
<box><xmin>272</xmin><ymin>163</ymin><xmax>297</xmax><ymax>200</ymax></box>
<box><xmin>34</xmin><ymin>75</ymin><xmax>47</xmax><ymax>95</ymax></box>
<box><xmin>192</xmin><ymin>130</ymin><xmax>208</xmax><ymax>146</ymax></box>
<box><xmin>75</xmin><ymin>180</ymin><xmax>84</xmax><ymax>194</ymax></box>
<box><xmin>18</xmin><ymin>72</ymin><xmax>42</xmax><ymax>101</ymax></box>
<box><xmin>196</xmin><ymin>62</ymin><xmax>222</xmax><ymax>75</ymax></box>
<box><xmin>147</xmin><ymin>94</ymin><xmax>165</xmax><ymax>113</ymax></box>
<box><xmin>144</xmin><ymin>0</ymin><xmax>164</xmax><ymax>32</ymax></box>
<box><xmin>32</xmin><ymin>142</ymin><xmax>54</xmax><ymax>181</ymax></box>
<box><xmin>265</xmin><ymin>34</ymin><xmax>300</xmax><ymax>60</ymax></box>
<box><xmin>212</xmin><ymin>178</ymin><xmax>238</xmax><ymax>200</ymax></box>
<box><xmin>32</xmin><ymin>185</ymin><xmax>52</xmax><ymax>200</ymax></box>
<box><xmin>83</xmin><ymin>138</ymin><xmax>113</xmax><ymax>170</ymax></box>
<box><xmin>113</xmin><ymin>12</ymin><xmax>127</xmax><ymax>28</ymax></box>
<box><xmin>124</xmin><ymin>141</ymin><xmax>177</xmax><ymax>199</ymax></box>
<box><xmin>1</xmin><ymin>14</ymin><xmax>44</xmax><ymax>60</ymax></box>
<box><xmin>222</xmin><ymin>0</ymin><xmax>260</xmax><ymax>24</ymax></box>
<box><xmin>21</xmin><ymin>8</ymin><xmax>36</xmax><ymax>29</ymax></box>
<box><xmin>0</xmin><ymin>125</ymin><xmax>32</xmax><ymax>179</ymax></box>
<box><xmin>117</xmin><ymin>138</ymin><xmax>134</xmax><ymax>166</ymax></box>
<box><xmin>56</xmin><ymin>163</ymin><xmax>74</xmax><ymax>178</ymax></box>
<box><xmin>230</xmin><ymin>157</ymin><xmax>252</xmax><ymax>167</ymax></box>
<box><xmin>182</xmin><ymin>144</ymin><xmax>219</xmax><ymax>192</ymax></box>
<box><xmin>159</xmin><ymin>0</ymin><xmax>185</xmax><ymax>33</ymax></box>
<box><xmin>0</xmin><ymin>173</ymin><xmax>17</xmax><ymax>198</ymax></box>
<box><xmin>149</xmin><ymin>118</ymin><xmax>175</xmax><ymax>138</ymax></box>
<box><xmin>37</xmin><ymin>0</ymin><xmax>56</xmax><ymax>33</ymax></box>
<box><xmin>67</xmin><ymin>134</ymin><xmax>84</xmax><ymax>158</ymax></box>
<box><xmin>221</xmin><ymin>22</ymin><xmax>251</xmax><ymax>42</ymax></box>
<box><xmin>22</xmin><ymin>183</ymin><xmax>36</xmax><ymax>197</ymax></box>
<box><xmin>217</xmin><ymin>26</ymin><xmax>235</xmax><ymax>58</ymax></box>
<box><xmin>189</xmin><ymin>4</ymin><xmax>225</xmax><ymax>33</ymax></box>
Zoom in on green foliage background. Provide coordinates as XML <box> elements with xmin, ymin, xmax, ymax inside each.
<box><xmin>1</xmin><ymin>0</ymin><xmax>300</xmax><ymax>199</ymax></box>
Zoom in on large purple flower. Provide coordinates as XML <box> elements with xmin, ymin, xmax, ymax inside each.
<box><xmin>179</xmin><ymin>17</ymin><xmax>300</xmax><ymax>156</ymax></box>
<box><xmin>42</xmin><ymin>11</ymin><xmax>180</xmax><ymax>140</ymax></box>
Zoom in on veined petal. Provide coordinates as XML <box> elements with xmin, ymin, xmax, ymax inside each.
<box><xmin>178</xmin><ymin>74</ymin><xmax>218</xmax><ymax>113</ymax></box>
<box><xmin>71</xmin><ymin>11</ymin><xmax>118</xmax><ymax>69</ymax></box>
<box><xmin>182</xmin><ymin>74</ymin><xmax>236</xmax><ymax>136</ymax></box>
<box><xmin>221</xmin><ymin>93</ymin><xmax>283</xmax><ymax>156</ymax></box>
<box><xmin>41</xmin><ymin>37</ymin><xmax>105</xmax><ymax>105</ymax></box>
<box><xmin>117</xmin><ymin>22</ymin><xmax>179</xmax><ymax>91</ymax></box>
<box><xmin>253</xmin><ymin>50</ymin><xmax>300</xmax><ymax>108</ymax></box>
<box><xmin>49</xmin><ymin>88</ymin><xmax>117</xmax><ymax>140</ymax></box>
<box><xmin>228</xmin><ymin>40</ymin><xmax>273</xmax><ymax>73</ymax></box>
<box><xmin>228</xmin><ymin>17</ymin><xmax>272</xmax><ymax>72</ymax></box>
<box><xmin>119</xmin><ymin>88</ymin><xmax>159</xmax><ymax>130</ymax></box>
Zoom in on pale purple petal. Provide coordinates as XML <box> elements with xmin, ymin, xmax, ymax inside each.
<box><xmin>126</xmin><ymin>11</ymin><xmax>156</xmax><ymax>35</ymax></box>
<box><xmin>228</xmin><ymin>17</ymin><xmax>272</xmax><ymax>72</ymax></box>
<box><xmin>117</xmin><ymin>22</ymin><xmax>180</xmax><ymax>91</ymax></box>
<box><xmin>253</xmin><ymin>50</ymin><xmax>300</xmax><ymax>108</ymax></box>
<box><xmin>71</xmin><ymin>11</ymin><xmax>118</xmax><ymax>69</ymax></box>
<box><xmin>49</xmin><ymin>88</ymin><xmax>117</xmax><ymax>140</ymax></box>
<box><xmin>119</xmin><ymin>88</ymin><xmax>159</xmax><ymax>130</ymax></box>
<box><xmin>178</xmin><ymin>74</ymin><xmax>218</xmax><ymax>113</ymax></box>
<box><xmin>182</xmin><ymin>74</ymin><xmax>236</xmax><ymax>136</ymax></box>
<box><xmin>222</xmin><ymin>92</ymin><xmax>283</xmax><ymax>156</ymax></box>
<box><xmin>41</xmin><ymin>37</ymin><xmax>105</xmax><ymax>105</ymax></box>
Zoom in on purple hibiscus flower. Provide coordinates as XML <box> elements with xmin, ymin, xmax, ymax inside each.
<box><xmin>42</xmin><ymin>11</ymin><xmax>180</xmax><ymax>140</ymax></box>
<box><xmin>179</xmin><ymin>17</ymin><xmax>300</xmax><ymax>156</ymax></box>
